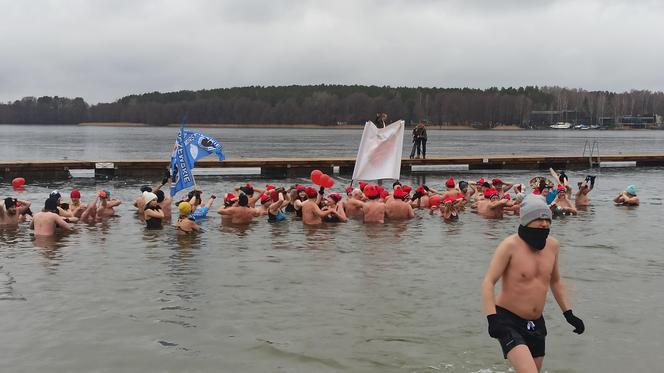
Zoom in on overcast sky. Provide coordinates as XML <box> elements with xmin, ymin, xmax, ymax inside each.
<box><xmin>1</xmin><ymin>0</ymin><xmax>663</xmax><ymax>103</ymax></box>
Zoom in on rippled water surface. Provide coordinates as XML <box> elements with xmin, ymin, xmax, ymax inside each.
<box><xmin>1</xmin><ymin>125</ymin><xmax>664</xmax><ymax>372</ymax></box>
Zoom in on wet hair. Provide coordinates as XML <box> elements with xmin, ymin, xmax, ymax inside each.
<box><xmin>155</xmin><ymin>190</ymin><xmax>165</xmax><ymax>203</ymax></box>
<box><xmin>238</xmin><ymin>194</ymin><xmax>249</xmax><ymax>207</ymax></box>
<box><xmin>187</xmin><ymin>190</ymin><xmax>202</xmax><ymax>205</ymax></box>
<box><xmin>44</xmin><ymin>197</ymin><xmax>59</xmax><ymax>213</ymax></box>
<box><xmin>60</xmin><ymin>203</ymin><xmax>70</xmax><ymax>210</ymax></box>
<box><xmin>4</xmin><ymin>197</ymin><xmax>16</xmax><ymax>209</ymax></box>
<box><xmin>239</xmin><ymin>186</ymin><xmax>254</xmax><ymax>196</ymax></box>
<box><xmin>392</xmin><ymin>181</ymin><xmax>401</xmax><ymax>188</ymax></box>
<box><xmin>140</xmin><ymin>185</ymin><xmax>152</xmax><ymax>193</ymax></box>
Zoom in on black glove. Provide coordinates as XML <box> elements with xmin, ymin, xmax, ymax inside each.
<box><xmin>319</xmin><ymin>186</ymin><xmax>325</xmax><ymax>195</ymax></box>
<box><xmin>412</xmin><ymin>191</ymin><xmax>423</xmax><ymax>200</ymax></box>
<box><xmin>588</xmin><ymin>175</ymin><xmax>596</xmax><ymax>188</ymax></box>
<box><xmin>563</xmin><ymin>310</ymin><xmax>585</xmax><ymax>334</ymax></box>
<box><xmin>487</xmin><ymin>314</ymin><xmax>509</xmax><ymax>339</ymax></box>
<box><xmin>162</xmin><ymin>168</ymin><xmax>170</xmax><ymax>185</ymax></box>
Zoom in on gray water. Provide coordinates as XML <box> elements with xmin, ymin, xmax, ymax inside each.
<box><xmin>1</xmin><ymin>124</ymin><xmax>664</xmax><ymax>160</ymax></box>
<box><xmin>1</xmin><ymin>125</ymin><xmax>664</xmax><ymax>372</ymax></box>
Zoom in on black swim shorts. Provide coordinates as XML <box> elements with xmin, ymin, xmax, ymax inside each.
<box><xmin>495</xmin><ymin>306</ymin><xmax>547</xmax><ymax>358</ymax></box>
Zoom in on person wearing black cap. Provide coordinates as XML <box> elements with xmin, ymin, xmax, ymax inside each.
<box><xmin>1</xmin><ymin>197</ymin><xmax>32</xmax><ymax>226</ymax></box>
<box><xmin>216</xmin><ymin>194</ymin><xmax>260</xmax><ymax>225</ymax></box>
<box><xmin>30</xmin><ymin>198</ymin><xmax>73</xmax><ymax>236</ymax></box>
<box><xmin>481</xmin><ymin>195</ymin><xmax>584</xmax><ymax>372</ymax></box>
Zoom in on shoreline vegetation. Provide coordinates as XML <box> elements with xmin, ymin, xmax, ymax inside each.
<box><xmin>2</xmin><ymin>85</ymin><xmax>663</xmax><ymax>129</ymax></box>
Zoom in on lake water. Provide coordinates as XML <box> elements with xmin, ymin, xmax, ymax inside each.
<box><xmin>1</xmin><ymin>125</ymin><xmax>663</xmax><ymax>372</ymax></box>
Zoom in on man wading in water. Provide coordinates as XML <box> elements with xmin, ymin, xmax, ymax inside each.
<box><xmin>481</xmin><ymin>195</ymin><xmax>585</xmax><ymax>372</ymax></box>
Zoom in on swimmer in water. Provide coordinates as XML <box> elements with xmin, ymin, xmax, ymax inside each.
<box><xmin>30</xmin><ymin>197</ymin><xmax>74</xmax><ymax>236</ymax></box>
<box><xmin>411</xmin><ymin>185</ymin><xmax>431</xmax><ymax>209</ymax></box>
<box><xmin>492</xmin><ymin>178</ymin><xmax>514</xmax><ymax>198</ymax></box>
<box><xmin>301</xmin><ymin>187</ymin><xmax>338</xmax><ymax>225</ymax></box>
<box><xmin>360</xmin><ymin>185</ymin><xmax>387</xmax><ymax>224</ymax></box>
<box><xmin>134</xmin><ymin>169</ymin><xmax>170</xmax><ymax>215</ymax></box>
<box><xmin>550</xmin><ymin>185</ymin><xmax>577</xmax><ymax>216</ymax></box>
<box><xmin>217</xmin><ymin>194</ymin><xmax>261</xmax><ymax>225</ymax></box>
<box><xmin>80</xmin><ymin>190</ymin><xmax>121</xmax><ymax>221</ymax></box>
<box><xmin>385</xmin><ymin>186</ymin><xmax>415</xmax><ymax>220</ymax></box>
<box><xmin>235</xmin><ymin>183</ymin><xmax>264</xmax><ymax>208</ymax></box>
<box><xmin>575</xmin><ymin>175</ymin><xmax>595</xmax><ymax>207</ymax></box>
<box><xmin>343</xmin><ymin>188</ymin><xmax>366</xmax><ymax>220</ymax></box>
<box><xmin>613</xmin><ymin>184</ymin><xmax>639</xmax><ymax>206</ymax></box>
<box><xmin>176</xmin><ymin>202</ymin><xmax>201</xmax><ymax>234</ymax></box>
<box><xmin>68</xmin><ymin>189</ymin><xmax>87</xmax><ymax>219</ymax></box>
<box><xmin>482</xmin><ymin>195</ymin><xmax>584</xmax><ymax>373</ymax></box>
<box><xmin>475</xmin><ymin>189</ymin><xmax>508</xmax><ymax>219</ymax></box>
<box><xmin>1</xmin><ymin>197</ymin><xmax>32</xmax><ymax>226</ymax></box>
<box><xmin>441</xmin><ymin>195</ymin><xmax>460</xmax><ymax>221</ymax></box>
<box><xmin>143</xmin><ymin>191</ymin><xmax>164</xmax><ymax>229</ymax></box>
<box><xmin>258</xmin><ymin>189</ymin><xmax>288</xmax><ymax>223</ymax></box>
<box><xmin>322</xmin><ymin>192</ymin><xmax>347</xmax><ymax>223</ymax></box>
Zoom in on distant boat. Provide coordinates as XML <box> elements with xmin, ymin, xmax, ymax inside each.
<box><xmin>550</xmin><ymin>122</ymin><xmax>572</xmax><ymax>129</ymax></box>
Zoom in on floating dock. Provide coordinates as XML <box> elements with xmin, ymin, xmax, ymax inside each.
<box><xmin>1</xmin><ymin>154</ymin><xmax>663</xmax><ymax>180</ymax></box>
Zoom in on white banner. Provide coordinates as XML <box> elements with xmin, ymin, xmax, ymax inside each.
<box><xmin>352</xmin><ymin>120</ymin><xmax>405</xmax><ymax>181</ymax></box>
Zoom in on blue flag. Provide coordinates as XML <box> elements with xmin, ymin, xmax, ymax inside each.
<box><xmin>181</xmin><ymin>130</ymin><xmax>225</xmax><ymax>162</ymax></box>
<box><xmin>170</xmin><ymin>127</ymin><xmax>196</xmax><ymax>197</ymax></box>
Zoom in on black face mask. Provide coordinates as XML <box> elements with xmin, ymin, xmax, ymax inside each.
<box><xmin>518</xmin><ymin>225</ymin><xmax>550</xmax><ymax>251</ymax></box>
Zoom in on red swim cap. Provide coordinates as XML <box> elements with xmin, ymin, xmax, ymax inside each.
<box><xmin>492</xmin><ymin>178</ymin><xmax>503</xmax><ymax>186</ymax></box>
<box><xmin>305</xmin><ymin>187</ymin><xmax>318</xmax><ymax>198</ymax></box>
<box><xmin>70</xmin><ymin>189</ymin><xmax>81</xmax><ymax>199</ymax></box>
<box><xmin>363</xmin><ymin>185</ymin><xmax>379</xmax><ymax>198</ymax></box>
<box><xmin>259</xmin><ymin>194</ymin><xmax>271</xmax><ymax>204</ymax></box>
<box><xmin>393</xmin><ymin>188</ymin><xmax>408</xmax><ymax>199</ymax></box>
<box><xmin>358</xmin><ymin>181</ymin><xmax>368</xmax><ymax>191</ymax></box>
<box><xmin>402</xmin><ymin>185</ymin><xmax>412</xmax><ymax>193</ymax></box>
<box><xmin>328</xmin><ymin>192</ymin><xmax>342</xmax><ymax>203</ymax></box>
<box><xmin>484</xmin><ymin>189</ymin><xmax>499</xmax><ymax>199</ymax></box>
<box><xmin>445</xmin><ymin>177</ymin><xmax>455</xmax><ymax>188</ymax></box>
<box><xmin>224</xmin><ymin>193</ymin><xmax>237</xmax><ymax>202</ymax></box>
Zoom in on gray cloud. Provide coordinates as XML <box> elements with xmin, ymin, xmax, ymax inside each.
<box><xmin>0</xmin><ymin>0</ymin><xmax>662</xmax><ymax>103</ymax></box>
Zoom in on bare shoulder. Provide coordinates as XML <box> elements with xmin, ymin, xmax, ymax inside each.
<box><xmin>547</xmin><ymin>235</ymin><xmax>561</xmax><ymax>253</ymax></box>
<box><xmin>494</xmin><ymin>233</ymin><xmax>519</xmax><ymax>255</ymax></box>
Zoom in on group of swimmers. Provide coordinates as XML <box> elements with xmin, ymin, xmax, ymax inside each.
<box><xmin>0</xmin><ymin>167</ymin><xmax>640</xmax><ymax>237</ymax></box>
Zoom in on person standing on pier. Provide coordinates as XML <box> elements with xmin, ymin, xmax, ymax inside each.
<box><xmin>409</xmin><ymin>121</ymin><xmax>428</xmax><ymax>159</ymax></box>
<box><xmin>481</xmin><ymin>195</ymin><xmax>585</xmax><ymax>373</ymax></box>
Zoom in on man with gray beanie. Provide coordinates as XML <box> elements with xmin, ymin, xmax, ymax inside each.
<box><xmin>481</xmin><ymin>195</ymin><xmax>585</xmax><ymax>372</ymax></box>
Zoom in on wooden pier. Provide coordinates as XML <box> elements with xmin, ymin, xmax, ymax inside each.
<box><xmin>1</xmin><ymin>154</ymin><xmax>663</xmax><ymax>180</ymax></box>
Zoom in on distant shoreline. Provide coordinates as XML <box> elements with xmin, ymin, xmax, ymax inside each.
<box><xmin>0</xmin><ymin>122</ymin><xmax>654</xmax><ymax>130</ymax></box>
<box><xmin>78</xmin><ymin>122</ymin><xmax>497</xmax><ymax>130</ymax></box>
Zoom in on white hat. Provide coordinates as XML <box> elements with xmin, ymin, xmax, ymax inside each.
<box><xmin>143</xmin><ymin>191</ymin><xmax>157</xmax><ymax>204</ymax></box>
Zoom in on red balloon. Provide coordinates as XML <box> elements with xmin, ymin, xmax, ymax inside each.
<box><xmin>318</xmin><ymin>174</ymin><xmax>330</xmax><ymax>187</ymax></box>
<box><xmin>311</xmin><ymin>169</ymin><xmax>323</xmax><ymax>185</ymax></box>
<box><xmin>323</xmin><ymin>176</ymin><xmax>334</xmax><ymax>188</ymax></box>
<box><xmin>12</xmin><ymin>177</ymin><xmax>26</xmax><ymax>189</ymax></box>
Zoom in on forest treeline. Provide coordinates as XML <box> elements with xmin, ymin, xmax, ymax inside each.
<box><xmin>1</xmin><ymin>85</ymin><xmax>663</xmax><ymax>126</ymax></box>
